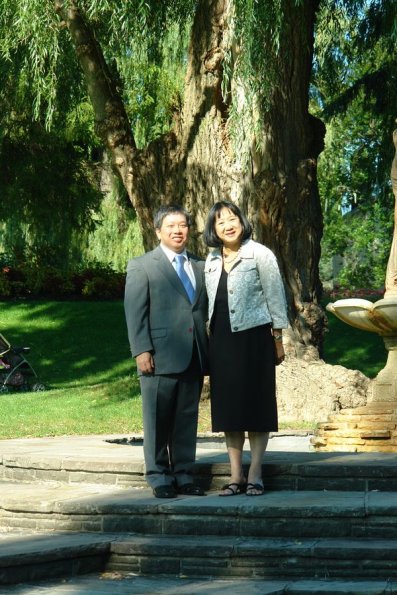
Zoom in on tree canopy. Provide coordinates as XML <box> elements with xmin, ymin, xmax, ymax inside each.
<box><xmin>0</xmin><ymin>0</ymin><xmax>396</xmax><ymax>356</ymax></box>
<box><xmin>313</xmin><ymin>0</ymin><xmax>397</xmax><ymax>288</ymax></box>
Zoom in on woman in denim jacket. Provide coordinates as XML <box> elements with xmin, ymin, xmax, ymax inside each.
<box><xmin>203</xmin><ymin>201</ymin><xmax>288</xmax><ymax>496</ymax></box>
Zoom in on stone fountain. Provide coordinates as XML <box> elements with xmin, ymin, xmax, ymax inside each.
<box><xmin>312</xmin><ymin>130</ymin><xmax>397</xmax><ymax>452</ymax></box>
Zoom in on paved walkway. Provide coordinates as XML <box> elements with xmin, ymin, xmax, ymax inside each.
<box><xmin>0</xmin><ymin>431</ymin><xmax>314</xmax><ymax>490</ymax></box>
<box><xmin>0</xmin><ymin>430</ymin><xmax>313</xmax><ymax>462</ymax></box>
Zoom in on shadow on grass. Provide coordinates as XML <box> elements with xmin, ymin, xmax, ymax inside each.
<box><xmin>0</xmin><ymin>300</ymin><xmax>134</xmax><ymax>390</ymax></box>
<box><xmin>323</xmin><ymin>311</ymin><xmax>386</xmax><ymax>378</ymax></box>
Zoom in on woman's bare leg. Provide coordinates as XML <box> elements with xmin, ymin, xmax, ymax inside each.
<box><xmin>219</xmin><ymin>431</ymin><xmax>246</xmax><ymax>495</ymax></box>
<box><xmin>246</xmin><ymin>431</ymin><xmax>269</xmax><ymax>494</ymax></box>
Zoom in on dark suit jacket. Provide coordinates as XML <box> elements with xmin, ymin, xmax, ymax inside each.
<box><xmin>124</xmin><ymin>246</ymin><xmax>209</xmax><ymax>375</ymax></box>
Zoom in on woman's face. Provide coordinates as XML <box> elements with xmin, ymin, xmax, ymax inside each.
<box><xmin>214</xmin><ymin>207</ymin><xmax>243</xmax><ymax>249</ymax></box>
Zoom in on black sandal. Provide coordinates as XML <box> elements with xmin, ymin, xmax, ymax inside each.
<box><xmin>219</xmin><ymin>482</ymin><xmax>247</xmax><ymax>497</ymax></box>
<box><xmin>245</xmin><ymin>482</ymin><xmax>264</xmax><ymax>496</ymax></box>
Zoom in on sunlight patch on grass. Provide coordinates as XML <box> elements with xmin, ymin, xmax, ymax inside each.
<box><xmin>73</xmin><ymin>357</ymin><xmax>97</xmax><ymax>369</ymax></box>
<box><xmin>0</xmin><ymin>376</ymin><xmax>142</xmax><ymax>439</ymax></box>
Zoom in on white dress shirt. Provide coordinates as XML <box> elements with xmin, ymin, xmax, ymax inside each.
<box><xmin>160</xmin><ymin>244</ymin><xmax>196</xmax><ymax>289</ymax></box>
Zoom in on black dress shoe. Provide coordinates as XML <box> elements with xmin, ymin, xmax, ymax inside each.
<box><xmin>177</xmin><ymin>483</ymin><xmax>206</xmax><ymax>496</ymax></box>
<box><xmin>153</xmin><ymin>484</ymin><xmax>177</xmax><ymax>498</ymax></box>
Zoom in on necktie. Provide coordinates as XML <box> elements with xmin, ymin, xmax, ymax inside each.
<box><xmin>174</xmin><ymin>254</ymin><xmax>195</xmax><ymax>303</ymax></box>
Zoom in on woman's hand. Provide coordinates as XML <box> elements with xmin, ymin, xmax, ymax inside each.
<box><xmin>274</xmin><ymin>340</ymin><xmax>285</xmax><ymax>366</ymax></box>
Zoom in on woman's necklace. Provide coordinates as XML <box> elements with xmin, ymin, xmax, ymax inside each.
<box><xmin>222</xmin><ymin>247</ymin><xmax>241</xmax><ymax>264</ymax></box>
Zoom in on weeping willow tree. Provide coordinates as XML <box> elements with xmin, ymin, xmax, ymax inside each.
<box><xmin>0</xmin><ymin>0</ymin><xmax>328</xmax><ymax>357</ymax></box>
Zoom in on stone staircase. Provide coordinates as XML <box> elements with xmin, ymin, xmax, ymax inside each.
<box><xmin>2</xmin><ymin>435</ymin><xmax>397</xmax><ymax>593</ymax></box>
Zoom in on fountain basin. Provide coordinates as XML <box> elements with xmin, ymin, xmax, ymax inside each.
<box><xmin>326</xmin><ymin>297</ymin><xmax>397</xmax><ymax>336</ymax></box>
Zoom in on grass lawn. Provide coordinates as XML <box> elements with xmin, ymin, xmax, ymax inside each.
<box><xmin>0</xmin><ymin>300</ymin><xmax>141</xmax><ymax>438</ymax></box>
<box><xmin>322</xmin><ymin>301</ymin><xmax>386</xmax><ymax>378</ymax></box>
<box><xmin>0</xmin><ymin>299</ymin><xmax>386</xmax><ymax>439</ymax></box>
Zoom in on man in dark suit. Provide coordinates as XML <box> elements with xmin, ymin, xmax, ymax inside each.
<box><xmin>124</xmin><ymin>204</ymin><xmax>209</xmax><ymax>498</ymax></box>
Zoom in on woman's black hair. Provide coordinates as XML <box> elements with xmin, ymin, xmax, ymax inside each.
<box><xmin>203</xmin><ymin>200</ymin><xmax>252</xmax><ymax>248</ymax></box>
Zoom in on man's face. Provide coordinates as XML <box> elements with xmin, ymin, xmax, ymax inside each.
<box><xmin>155</xmin><ymin>213</ymin><xmax>189</xmax><ymax>253</ymax></box>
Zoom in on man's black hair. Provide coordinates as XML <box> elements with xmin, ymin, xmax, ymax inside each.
<box><xmin>153</xmin><ymin>204</ymin><xmax>192</xmax><ymax>229</ymax></box>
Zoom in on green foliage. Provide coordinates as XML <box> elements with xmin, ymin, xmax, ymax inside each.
<box><xmin>64</xmin><ymin>100</ymin><xmax>99</xmax><ymax>155</ymax></box>
<box><xmin>0</xmin><ymin>114</ymin><xmax>102</xmax><ymax>269</ymax></box>
<box><xmin>313</xmin><ymin>0</ymin><xmax>397</xmax><ymax>290</ymax></box>
<box><xmin>323</xmin><ymin>207</ymin><xmax>392</xmax><ymax>289</ymax></box>
<box><xmin>314</xmin><ymin>0</ymin><xmax>396</xmax><ymax>198</ymax></box>
<box><xmin>78</xmin><ymin>265</ymin><xmax>125</xmax><ymax>299</ymax></box>
<box><xmin>0</xmin><ymin>0</ymin><xmax>395</xmax><ymax>295</ymax></box>
<box><xmin>18</xmin><ymin>265</ymin><xmax>76</xmax><ymax>297</ymax></box>
<box><xmin>0</xmin><ymin>0</ymin><xmax>63</xmax><ymax>127</ymax></box>
<box><xmin>314</xmin><ymin>0</ymin><xmax>397</xmax><ymax>110</ymax></box>
<box><xmin>0</xmin><ymin>0</ymin><xmax>196</xmax><ymax>130</ymax></box>
<box><xmin>0</xmin><ymin>269</ymin><xmax>10</xmax><ymax>297</ymax></box>
<box><xmin>0</xmin><ymin>259</ymin><xmax>125</xmax><ymax>299</ymax></box>
<box><xmin>0</xmin><ymin>0</ymin><xmax>184</xmax><ymax>270</ymax></box>
<box><xmin>117</xmin><ymin>21</ymin><xmax>189</xmax><ymax>147</ymax></box>
<box><xmin>83</xmin><ymin>187</ymin><xmax>144</xmax><ymax>271</ymax></box>
<box><xmin>317</xmin><ymin>92</ymin><xmax>394</xmax><ymax>289</ymax></box>
<box><xmin>0</xmin><ymin>117</ymin><xmax>143</xmax><ymax>276</ymax></box>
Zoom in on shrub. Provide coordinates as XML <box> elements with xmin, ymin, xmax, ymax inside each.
<box><xmin>323</xmin><ymin>287</ymin><xmax>385</xmax><ymax>302</ymax></box>
<box><xmin>0</xmin><ymin>268</ymin><xmax>11</xmax><ymax>298</ymax></box>
<box><xmin>73</xmin><ymin>264</ymin><xmax>125</xmax><ymax>299</ymax></box>
<box><xmin>0</xmin><ymin>262</ymin><xmax>125</xmax><ymax>300</ymax></box>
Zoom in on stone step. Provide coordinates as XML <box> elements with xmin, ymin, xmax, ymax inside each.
<box><xmin>5</xmin><ymin>574</ymin><xmax>397</xmax><ymax>594</ymax></box>
<box><xmin>107</xmin><ymin>534</ymin><xmax>397</xmax><ymax>580</ymax></box>
<box><xmin>4</xmin><ymin>439</ymin><xmax>397</xmax><ymax>492</ymax></box>
<box><xmin>3</xmin><ymin>435</ymin><xmax>397</xmax><ymax>592</ymax></box>
<box><xmin>0</xmin><ymin>532</ymin><xmax>111</xmax><ymax>586</ymax></box>
<box><xmin>2</xmin><ymin>481</ymin><xmax>397</xmax><ymax>539</ymax></box>
<box><xmin>2</xmin><ymin>532</ymin><xmax>397</xmax><ymax>587</ymax></box>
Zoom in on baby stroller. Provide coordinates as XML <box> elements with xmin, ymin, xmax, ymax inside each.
<box><xmin>0</xmin><ymin>333</ymin><xmax>46</xmax><ymax>394</ymax></box>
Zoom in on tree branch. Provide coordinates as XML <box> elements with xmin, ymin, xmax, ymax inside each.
<box><xmin>54</xmin><ymin>0</ymin><xmax>136</xmax><ymax>155</ymax></box>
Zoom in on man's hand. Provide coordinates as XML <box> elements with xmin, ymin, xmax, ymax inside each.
<box><xmin>136</xmin><ymin>352</ymin><xmax>155</xmax><ymax>374</ymax></box>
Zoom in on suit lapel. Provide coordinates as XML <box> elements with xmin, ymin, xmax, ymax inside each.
<box><xmin>152</xmin><ymin>246</ymin><xmax>191</xmax><ymax>301</ymax></box>
<box><xmin>152</xmin><ymin>246</ymin><xmax>203</xmax><ymax>304</ymax></box>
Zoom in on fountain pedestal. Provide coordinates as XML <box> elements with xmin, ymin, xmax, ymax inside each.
<box><xmin>312</xmin><ymin>401</ymin><xmax>397</xmax><ymax>452</ymax></box>
<box><xmin>312</xmin><ymin>299</ymin><xmax>397</xmax><ymax>452</ymax></box>
<box><xmin>373</xmin><ymin>335</ymin><xmax>397</xmax><ymax>402</ymax></box>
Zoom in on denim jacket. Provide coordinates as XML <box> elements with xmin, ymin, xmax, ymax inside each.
<box><xmin>204</xmin><ymin>239</ymin><xmax>288</xmax><ymax>332</ymax></box>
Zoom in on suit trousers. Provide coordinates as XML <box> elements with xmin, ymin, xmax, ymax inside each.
<box><xmin>139</xmin><ymin>344</ymin><xmax>203</xmax><ymax>488</ymax></box>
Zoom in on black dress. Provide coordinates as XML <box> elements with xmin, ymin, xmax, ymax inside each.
<box><xmin>209</xmin><ymin>268</ymin><xmax>278</xmax><ymax>432</ymax></box>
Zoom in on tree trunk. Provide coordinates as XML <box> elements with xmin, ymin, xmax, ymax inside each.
<box><xmin>61</xmin><ymin>0</ymin><xmax>327</xmax><ymax>358</ymax></box>
<box><xmin>250</xmin><ymin>0</ymin><xmax>327</xmax><ymax>358</ymax></box>
<box><xmin>174</xmin><ymin>0</ymin><xmax>327</xmax><ymax>357</ymax></box>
